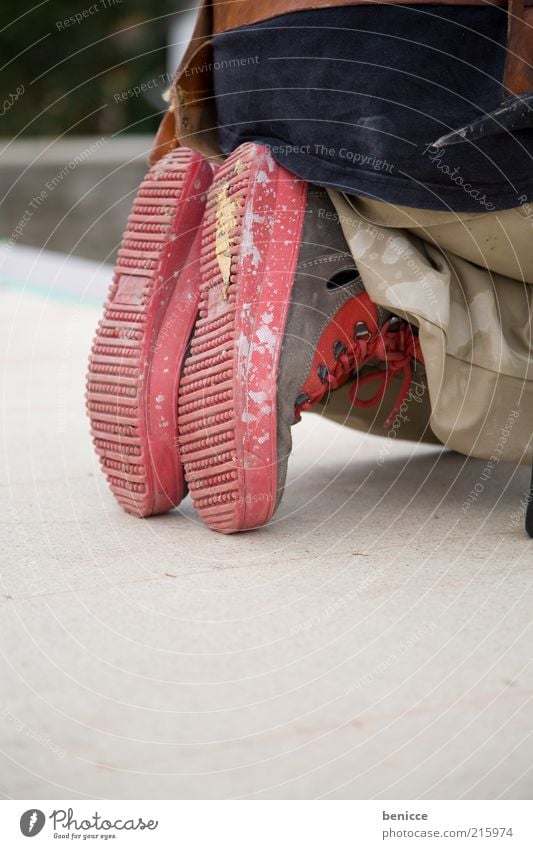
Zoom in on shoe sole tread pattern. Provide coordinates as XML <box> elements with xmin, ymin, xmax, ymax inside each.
<box><xmin>86</xmin><ymin>147</ymin><xmax>212</xmax><ymax>517</ymax></box>
<box><xmin>178</xmin><ymin>143</ymin><xmax>306</xmax><ymax>533</ymax></box>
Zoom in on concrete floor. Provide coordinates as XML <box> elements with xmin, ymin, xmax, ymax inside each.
<box><xmin>1</xmin><ymin>248</ymin><xmax>532</xmax><ymax>800</ymax></box>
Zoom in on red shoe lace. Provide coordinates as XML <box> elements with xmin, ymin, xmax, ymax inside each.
<box><xmin>295</xmin><ymin>316</ymin><xmax>423</xmax><ymax>429</ymax></box>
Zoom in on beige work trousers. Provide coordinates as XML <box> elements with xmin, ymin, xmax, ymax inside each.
<box><xmin>319</xmin><ymin>193</ymin><xmax>533</xmax><ymax>465</ymax></box>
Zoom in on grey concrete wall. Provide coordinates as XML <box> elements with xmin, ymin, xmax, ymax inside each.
<box><xmin>0</xmin><ymin>135</ymin><xmax>152</xmax><ymax>262</ymax></box>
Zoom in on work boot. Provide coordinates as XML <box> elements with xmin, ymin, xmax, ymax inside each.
<box><xmin>86</xmin><ymin>147</ymin><xmax>214</xmax><ymax>517</ymax></box>
<box><xmin>178</xmin><ymin>143</ymin><xmax>422</xmax><ymax>533</ymax></box>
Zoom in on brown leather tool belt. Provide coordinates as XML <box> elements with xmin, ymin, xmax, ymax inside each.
<box><xmin>150</xmin><ymin>0</ymin><xmax>533</xmax><ymax>163</ymax></box>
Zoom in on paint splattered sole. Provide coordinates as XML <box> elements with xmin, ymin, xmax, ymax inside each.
<box><xmin>86</xmin><ymin>147</ymin><xmax>212</xmax><ymax>516</ymax></box>
<box><xmin>178</xmin><ymin>143</ymin><xmax>306</xmax><ymax>533</ymax></box>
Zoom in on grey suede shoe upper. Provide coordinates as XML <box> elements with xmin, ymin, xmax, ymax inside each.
<box><xmin>275</xmin><ymin>185</ymin><xmax>368</xmax><ymax>507</ymax></box>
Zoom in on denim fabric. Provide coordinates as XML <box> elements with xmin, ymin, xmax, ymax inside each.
<box><xmin>212</xmin><ymin>6</ymin><xmax>533</xmax><ymax>212</ymax></box>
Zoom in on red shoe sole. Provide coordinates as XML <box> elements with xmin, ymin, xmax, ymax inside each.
<box><xmin>86</xmin><ymin>147</ymin><xmax>213</xmax><ymax>517</ymax></box>
<box><xmin>178</xmin><ymin>143</ymin><xmax>306</xmax><ymax>533</ymax></box>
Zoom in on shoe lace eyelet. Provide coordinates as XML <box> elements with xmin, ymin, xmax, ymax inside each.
<box><xmin>354</xmin><ymin>321</ymin><xmax>371</xmax><ymax>340</ymax></box>
<box><xmin>295</xmin><ymin>392</ymin><xmax>311</xmax><ymax>408</ymax></box>
<box><xmin>333</xmin><ymin>340</ymin><xmax>347</xmax><ymax>359</ymax></box>
<box><xmin>317</xmin><ymin>364</ymin><xmax>329</xmax><ymax>383</ymax></box>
